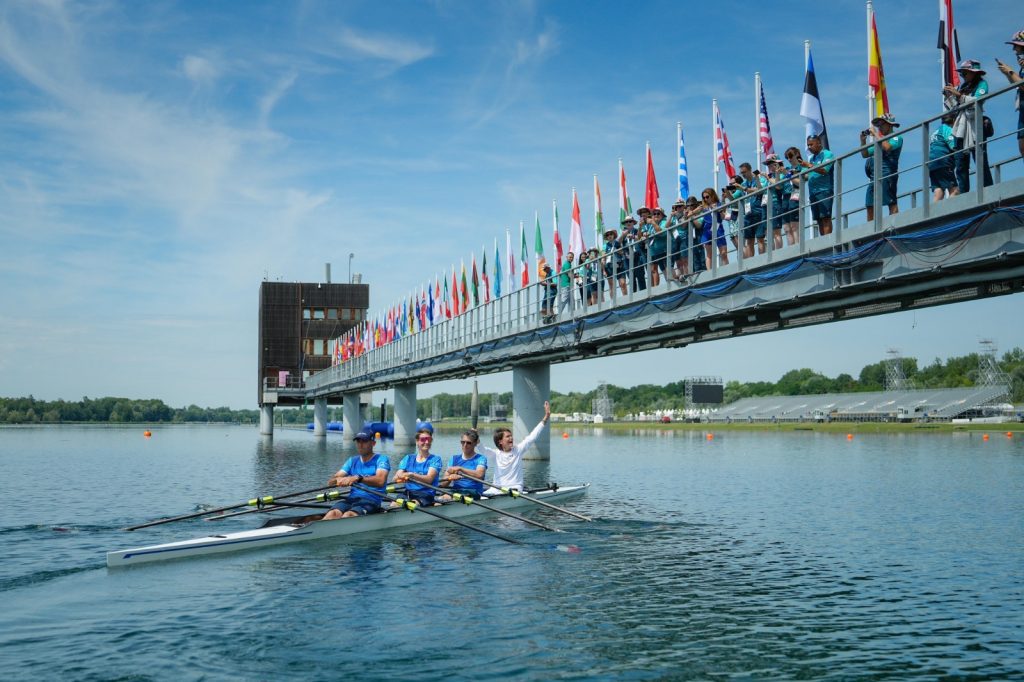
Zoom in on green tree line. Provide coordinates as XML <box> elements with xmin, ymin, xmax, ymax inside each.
<box><xmin>0</xmin><ymin>396</ymin><xmax>260</xmax><ymax>425</ymax></box>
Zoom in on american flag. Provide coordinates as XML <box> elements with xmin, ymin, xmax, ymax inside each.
<box><xmin>758</xmin><ymin>80</ymin><xmax>775</xmax><ymax>159</ymax></box>
<box><xmin>714</xmin><ymin>101</ymin><xmax>737</xmax><ymax>179</ymax></box>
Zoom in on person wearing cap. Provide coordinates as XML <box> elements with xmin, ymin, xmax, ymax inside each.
<box><xmin>539</xmin><ymin>262</ymin><xmax>557</xmax><ymax>322</ymax></box>
<box><xmin>603</xmin><ymin>227</ymin><xmax>628</xmax><ymax>296</ymax></box>
<box><xmin>738</xmin><ymin>163</ymin><xmax>769</xmax><ymax>256</ymax></box>
<box><xmin>557</xmin><ymin>251</ymin><xmax>574</xmax><ymax>317</ymax></box>
<box><xmin>929</xmin><ymin>113</ymin><xmax>959</xmax><ymax>201</ymax></box>
<box><xmin>629</xmin><ymin>209</ymin><xmax>649</xmax><ymax>292</ymax></box>
<box><xmin>859</xmin><ymin>113</ymin><xmax>904</xmax><ymax>220</ymax></box>
<box><xmin>699</xmin><ymin>188</ymin><xmax>729</xmax><ymax>266</ymax></box>
<box><xmin>643</xmin><ymin>207</ymin><xmax>669</xmax><ymax>287</ymax></box>
<box><xmin>476</xmin><ymin>400</ymin><xmax>550</xmax><ymax>493</ymax></box>
<box><xmin>584</xmin><ymin>247</ymin><xmax>601</xmax><ymax>304</ymax></box>
<box><xmin>943</xmin><ymin>59</ymin><xmax>993</xmax><ymax>192</ymax></box>
<box><xmin>667</xmin><ymin>199</ymin><xmax>690</xmax><ymax>280</ymax></box>
<box><xmin>996</xmin><ymin>30</ymin><xmax>1024</xmax><ymax>161</ymax></box>
<box><xmin>322</xmin><ymin>431</ymin><xmax>392</xmax><ymax>519</ymax></box>
<box><xmin>393</xmin><ymin>427</ymin><xmax>443</xmax><ymax>507</ymax></box>
<box><xmin>764</xmin><ymin>155</ymin><xmax>793</xmax><ymax>250</ymax></box>
<box><xmin>781</xmin><ymin>147</ymin><xmax>804</xmax><ymax>246</ymax></box>
<box><xmin>795</xmin><ymin>135</ymin><xmax>835</xmax><ymax>236</ymax></box>
<box><xmin>684</xmin><ymin>197</ymin><xmax>707</xmax><ymax>272</ymax></box>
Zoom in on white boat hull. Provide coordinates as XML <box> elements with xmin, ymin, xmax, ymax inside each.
<box><xmin>107</xmin><ymin>484</ymin><xmax>589</xmax><ymax>567</ymax></box>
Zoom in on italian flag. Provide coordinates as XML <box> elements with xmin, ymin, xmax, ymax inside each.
<box><xmin>520</xmin><ymin>221</ymin><xmax>529</xmax><ymax>287</ymax></box>
<box><xmin>481</xmin><ymin>246</ymin><xmax>490</xmax><ymax>304</ymax></box>
<box><xmin>569</xmin><ymin>187</ymin><xmax>584</xmax><ymax>257</ymax></box>
<box><xmin>471</xmin><ymin>253</ymin><xmax>480</xmax><ymax>307</ymax></box>
<box><xmin>619</xmin><ymin>158</ymin><xmax>632</xmax><ymax>225</ymax></box>
<box><xmin>534</xmin><ymin>211</ymin><xmax>546</xmax><ymax>278</ymax></box>
<box><xmin>594</xmin><ymin>174</ymin><xmax>605</xmax><ymax>245</ymax></box>
<box><xmin>552</xmin><ymin>199</ymin><xmax>563</xmax><ymax>269</ymax></box>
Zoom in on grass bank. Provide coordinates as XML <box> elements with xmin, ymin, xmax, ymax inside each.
<box><xmin>432</xmin><ymin>420</ymin><xmax>1019</xmax><ymax>434</ymax></box>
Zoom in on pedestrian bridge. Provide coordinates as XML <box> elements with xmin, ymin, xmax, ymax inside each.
<box><xmin>261</xmin><ymin>81</ymin><xmax>1024</xmax><ymax>454</ymax></box>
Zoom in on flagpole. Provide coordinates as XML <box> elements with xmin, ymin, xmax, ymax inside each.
<box><xmin>712</xmin><ymin>99</ymin><xmax>719</xmax><ymax>193</ymax></box>
<box><xmin>804</xmin><ymin>39</ymin><xmax>811</xmax><ymax>144</ymax></box>
<box><xmin>754</xmin><ymin>72</ymin><xmax>761</xmax><ymax>172</ymax></box>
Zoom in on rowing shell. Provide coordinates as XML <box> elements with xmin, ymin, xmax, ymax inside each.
<box><xmin>107</xmin><ymin>484</ymin><xmax>589</xmax><ymax>567</ymax></box>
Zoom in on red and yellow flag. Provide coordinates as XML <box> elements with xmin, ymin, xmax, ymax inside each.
<box><xmin>868</xmin><ymin>8</ymin><xmax>889</xmax><ymax>118</ymax></box>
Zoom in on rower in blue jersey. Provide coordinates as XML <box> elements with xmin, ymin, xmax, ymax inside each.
<box><xmin>322</xmin><ymin>431</ymin><xmax>391</xmax><ymax>520</ymax></box>
<box><xmin>439</xmin><ymin>430</ymin><xmax>489</xmax><ymax>500</ymax></box>
<box><xmin>393</xmin><ymin>428</ymin><xmax>443</xmax><ymax>506</ymax></box>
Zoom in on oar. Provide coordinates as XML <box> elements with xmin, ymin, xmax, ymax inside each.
<box><xmin>123</xmin><ymin>483</ymin><xmax>340</xmax><ymax>531</ymax></box>
<box><xmin>391</xmin><ymin>481</ymin><xmax>564</xmax><ymax>532</ymax></box>
<box><xmin>352</xmin><ymin>483</ymin><xmax>522</xmax><ymax>545</ymax></box>
<box><xmin>203</xmin><ymin>485</ymin><xmax>409</xmax><ymax>521</ymax></box>
<box><xmin>456</xmin><ymin>473</ymin><xmax>593</xmax><ymax>522</ymax></box>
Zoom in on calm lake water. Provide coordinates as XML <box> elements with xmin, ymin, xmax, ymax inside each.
<box><xmin>0</xmin><ymin>424</ymin><xmax>1021</xmax><ymax>680</ymax></box>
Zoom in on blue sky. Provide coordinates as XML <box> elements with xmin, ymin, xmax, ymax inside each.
<box><xmin>2</xmin><ymin>0</ymin><xmax>1022</xmax><ymax>409</ymax></box>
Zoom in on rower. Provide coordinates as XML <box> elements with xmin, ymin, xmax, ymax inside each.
<box><xmin>438</xmin><ymin>430</ymin><xmax>488</xmax><ymax>502</ymax></box>
<box><xmin>476</xmin><ymin>400</ymin><xmax>550</xmax><ymax>493</ymax></box>
<box><xmin>393</xmin><ymin>427</ymin><xmax>443</xmax><ymax>506</ymax></box>
<box><xmin>322</xmin><ymin>431</ymin><xmax>391</xmax><ymax>520</ymax></box>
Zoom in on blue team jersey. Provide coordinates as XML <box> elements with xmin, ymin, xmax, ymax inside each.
<box><xmin>807</xmin><ymin>149</ymin><xmax>835</xmax><ymax>194</ymax></box>
<box><xmin>447</xmin><ymin>453</ymin><xmax>488</xmax><ymax>494</ymax></box>
<box><xmin>397</xmin><ymin>453</ymin><xmax>442</xmax><ymax>492</ymax></box>
<box><xmin>341</xmin><ymin>453</ymin><xmax>391</xmax><ymax>502</ymax></box>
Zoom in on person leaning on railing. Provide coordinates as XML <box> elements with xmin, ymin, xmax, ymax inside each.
<box><xmin>668</xmin><ymin>198</ymin><xmax>690</xmax><ymax>280</ymax></box>
<box><xmin>795</xmin><ymin>135</ymin><xmax>835</xmax><ymax>236</ymax></box>
<box><xmin>602</xmin><ymin>226</ymin><xmax>628</xmax><ymax>296</ymax></box>
<box><xmin>699</xmin><ymin>188</ymin><xmax>729</xmax><ymax>267</ymax></box>
<box><xmin>684</xmin><ymin>196</ymin><xmax>708</xmax><ymax>272</ymax></box>
<box><xmin>860</xmin><ymin>113</ymin><xmax>903</xmax><ymax>221</ymax></box>
<box><xmin>943</xmin><ymin>59</ymin><xmax>993</xmax><ymax>192</ymax></box>
<box><xmin>996</xmin><ymin>30</ymin><xmax>1024</xmax><ymax>163</ymax></box>
<box><xmin>929</xmin><ymin>113</ymin><xmax>959</xmax><ymax>201</ymax></box>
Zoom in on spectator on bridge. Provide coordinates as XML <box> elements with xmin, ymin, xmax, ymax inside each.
<box><xmin>795</xmin><ymin>134</ymin><xmax>835</xmax><ymax>236</ymax></box>
<box><xmin>723</xmin><ymin>176</ymin><xmax>743</xmax><ymax>254</ymax></box>
<box><xmin>996</xmin><ymin>31</ymin><xmax>1024</xmax><ymax>163</ymax></box>
<box><xmin>631</xmin><ymin>208</ymin><xmax>650</xmax><ymax>292</ymax></box>
<box><xmin>764</xmin><ymin>154</ymin><xmax>791</xmax><ymax>250</ymax></box>
<box><xmin>539</xmin><ymin>263</ymin><xmax>557</xmax><ymax>322</ymax></box>
<box><xmin>739</xmin><ymin>163</ymin><xmax>769</xmax><ymax>256</ymax></box>
<box><xmin>558</xmin><ymin>251</ymin><xmax>574</xmax><ymax>316</ymax></box>
<box><xmin>685</xmin><ymin>196</ymin><xmax>707</xmax><ymax>273</ymax></box>
<box><xmin>781</xmin><ymin>148</ymin><xmax>803</xmax><ymax>246</ymax></box>
<box><xmin>699</xmin><ymin>188</ymin><xmax>729</xmax><ymax>267</ymax></box>
<box><xmin>585</xmin><ymin>248</ymin><xmax>601</xmax><ymax>304</ymax></box>
<box><xmin>944</xmin><ymin>59</ymin><xmax>993</xmax><ymax>192</ymax></box>
<box><xmin>668</xmin><ymin>198</ymin><xmax>690</xmax><ymax>280</ymax></box>
<box><xmin>929</xmin><ymin>113</ymin><xmax>959</xmax><ymax>201</ymax></box>
<box><xmin>603</xmin><ymin>228</ymin><xmax>628</xmax><ymax>296</ymax></box>
<box><xmin>645</xmin><ymin>207</ymin><xmax>669</xmax><ymax>287</ymax></box>
<box><xmin>860</xmin><ymin>113</ymin><xmax>903</xmax><ymax>221</ymax></box>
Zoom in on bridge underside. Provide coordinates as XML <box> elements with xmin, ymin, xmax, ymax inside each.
<box><xmin>297</xmin><ymin>181</ymin><xmax>1024</xmax><ymax>399</ymax></box>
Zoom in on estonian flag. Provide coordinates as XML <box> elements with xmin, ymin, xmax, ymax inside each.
<box><xmin>800</xmin><ymin>48</ymin><xmax>829</xmax><ymax>150</ymax></box>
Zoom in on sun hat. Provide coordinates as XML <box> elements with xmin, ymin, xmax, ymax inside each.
<box><xmin>621</xmin><ymin>215</ymin><xmax>637</xmax><ymax>224</ymax></box>
<box><xmin>636</xmin><ymin>206</ymin><xmax>651</xmax><ymax>215</ymax></box>
<box><xmin>764</xmin><ymin>154</ymin><xmax>782</xmax><ymax>165</ymax></box>
<box><xmin>672</xmin><ymin>198</ymin><xmax>686</xmax><ymax>208</ymax></box>
<box><xmin>603</xmin><ymin>228</ymin><xmax>618</xmax><ymax>236</ymax></box>
<box><xmin>872</xmin><ymin>112</ymin><xmax>900</xmax><ymax>127</ymax></box>
<box><xmin>1006</xmin><ymin>30</ymin><xmax>1024</xmax><ymax>47</ymax></box>
<box><xmin>957</xmin><ymin>58</ymin><xmax>986</xmax><ymax>75</ymax></box>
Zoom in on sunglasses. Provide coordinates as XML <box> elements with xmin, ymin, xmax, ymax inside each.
<box><xmin>418</xmin><ymin>436</ymin><xmax>433</xmax><ymax>442</ymax></box>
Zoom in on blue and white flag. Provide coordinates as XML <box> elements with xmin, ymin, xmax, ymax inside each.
<box><xmin>800</xmin><ymin>47</ymin><xmax>829</xmax><ymax>150</ymax></box>
<box><xmin>677</xmin><ymin>121</ymin><xmax>689</xmax><ymax>200</ymax></box>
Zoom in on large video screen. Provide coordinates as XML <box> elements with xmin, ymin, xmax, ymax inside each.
<box><xmin>690</xmin><ymin>383</ymin><xmax>724</xmax><ymax>404</ymax></box>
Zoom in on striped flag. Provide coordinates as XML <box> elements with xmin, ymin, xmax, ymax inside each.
<box><xmin>758</xmin><ymin>79</ymin><xmax>775</xmax><ymax>158</ymax></box>
<box><xmin>505</xmin><ymin>228</ymin><xmax>515</xmax><ymax>293</ymax></box>
<box><xmin>552</xmin><ymin>200</ymin><xmax>563</xmax><ymax>269</ymax></box>
<box><xmin>481</xmin><ymin>246</ymin><xmax>490</xmax><ymax>304</ymax></box>
<box><xmin>713</xmin><ymin>100</ymin><xmax>737</xmax><ymax>179</ymax></box>
<box><xmin>618</xmin><ymin>158</ymin><xmax>632</xmax><ymax>224</ymax></box>
<box><xmin>493</xmin><ymin>239</ymin><xmax>502</xmax><ymax>299</ymax></box>
<box><xmin>868</xmin><ymin>5</ymin><xmax>890</xmax><ymax>119</ymax></box>
<box><xmin>443</xmin><ymin>273</ymin><xmax>451</xmax><ymax>319</ymax></box>
<box><xmin>451</xmin><ymin>265</ymin><xmax>460</xmax><ymax>317</ymax></box>
<box><xmin>520</xmin><ymin>221</ymin><xmax>529</xmax><ymax>286</ymax></box>
<box><xmin>460</xmin><ymin>259</ymin><xmax>468</xmax><ymax>311</ymax></box>
<box><xmin>937</xmin><ymin>0</ymin><xmax>960</xmax><ymax>89</ymax></box>
<box><xmin>534</xmin><ymin>211</ymin><xmax>547</xmax><ymax>277</ymax></box>
<box><xmin>677</xmin><ymin>122</ymin><xmax>689</xmax><ymax>200</ymax></box>
<box><xmin>470</xmin><ymin>253</ymin><xmax>479</xmax><ymax>307</ymax></box>
<box><xmin>593</xmin><ymin>175</ymin><xmax>605</xmax><ymax>245</ymax></box>
<box><xmin>800</xmin><ymin>46</ymin><xmax>829</xmax><ymax>150</ymax></box>
<box><xmin>643</xmin><ymin>142</ymin><xmax>660</xmax><ymax>211</ymax></box>
<box><xmin>569</xmin><ymin>187</ymin><xmax>585</xmax><ymax>257</ymax></box>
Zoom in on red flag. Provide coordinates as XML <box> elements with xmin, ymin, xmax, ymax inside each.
<box><xmin>644</xmin><ymin>143</ymin><xmax>660</xmax><ymax>210</ymax></box>
<box><xmin>451</xmin><ymin>267</ymin><xmax>460</xmax><ymax>316</ymax></box>
<box><xmin>868</xmin><ymin>8</ymin><xmax>890</xmax><ymax>117</ymax></box>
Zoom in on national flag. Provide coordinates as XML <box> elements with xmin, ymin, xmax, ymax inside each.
<box><xmin>618</xmin><ymin>158</ymin><xmax>632</xmax><ymax>224</ymax></box>
<box><xmin>481</xmin><ymin>247</ymin><xmax>490</xmax><ymax>304</ymax></box>
<box><xmin>593</xmin><ymin>175</ymin><xmax>605</xmax><ymax>245</ymax></box>
<box><xmin>569</xmin><ymin>187</ymin><xmax>585</xmax><ymax>257</ymax></box>
<box><xmin>505</xmin><ymin>229</ymin><xmax>515</xmax><ymax>293</ymax></box>
<box><xmin>471</xmin><ymin>253</ymin><xmax>479</xmax><ymax>307</ymax></box>
<box><xmin>937</xmin><ymin>0</ymin><xmax>960</xmax><ymax>89</ymax></box>
<box><xmin>520</xmin><ymin>221</ymin><xmax>529</xmax><ymax>287</ymax></box>
<box><xmin>494</xmin><ymin>239</ymin><xmax>502</xmax><ymax>299</ymax></box>
<box><xmin>443</xmin><ymin>273</ymin><xmax>451</xmax><ymax>319</ymax></box>
<box><xmin>643</xmin><ymin>143</ymin><xmax>660</xmax><ymax>211</ymax></box>
<box><xmin>432</xmin><ymin>275</ymin><xmax>440</xmax><ymax>323</ymax></box>
<box><xmin>419</xmin><ymin>289</ymin><xmax>427</xmax><ymax>329</ymax></box>
<box><xmin>534</xmin><ymin>211</ymin><xmax>547</xmax><ymax>277</ymax></box>
<box><xmin>552</xmin><ymin>200</ymin><xmax>563</xmax><ymax>268</ymax></box>
<box><xmin>677</xmin><ymin>122</ymin><xmax>689</xmax><ymax>200</ymax></box>
<box><xmin>452</xmin><ymin>265</ymin><xmax>461</xmax><ymax>316</ymax></box>
<box><xmin>758</xmin><ymin>79</ymin><xmax>776</xmax><ymax>158</ymax></box>
<box><xmin>800</xmin><ymin>47</ymin><xmax>829</xmax><ymax>150</ymax></box>
<box><xmin>868</xmin><ymin>6</ymin><xmax>890</xmax><ymax>119</ymax></box>
<box><xmin>460</xmin><ymin>259</ymin><xmax>469</xmax><ymax>311</ymax></box>
<box><xmin>713</xmin><ymin>100</ymin><xmax>737</xmax><ymax>179</ymax></box>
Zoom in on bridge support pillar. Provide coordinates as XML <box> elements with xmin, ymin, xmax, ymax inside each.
<box><xmin>259</xmin><ymin>405</ymin><xmax>274</xmax><ymax>436</ymax></box>
<box><xmin>313</xmin><ymin>398</ymin><xmax>327</xmax><ymax>437</ymax></box>
<box><xmin>513</xmin><ymin>363</ymin><xmax>550</xmax><ymax>460</ymax></box>
<box><xmin>393</xmin><ymin>384</ymin><xmax>417</xmax><ymax>449</ymax></box>
<box><xmin>342</xmin><ymin>393</ymin><xmax>361</xmax><ymax>447</ymax></box>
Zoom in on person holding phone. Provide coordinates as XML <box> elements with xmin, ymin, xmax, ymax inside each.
<box><xmin>996</xmin><ymin>30</ymin><xmax>1024</xmax><ymax>162</ymax></box>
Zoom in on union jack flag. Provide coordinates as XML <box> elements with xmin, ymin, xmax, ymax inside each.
<box><xmin>714</xmin><ymin>101</ymin><xmax>737</xmax><ymax>179</ymax></box>
<box><xmin>758</xmin><ymin>80</ymin><xmax>775</xmax><ymax>158</ymax></box>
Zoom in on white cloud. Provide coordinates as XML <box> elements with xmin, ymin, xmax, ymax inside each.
<box><xmin>182</xmin><ymin>54</ymin><xmax>220</xmax><ymax>86</ymax></box>
<box><xmin>336</xmin><ymin>26</ymin><xmax>433</xmax><ymax>67</ymax></box>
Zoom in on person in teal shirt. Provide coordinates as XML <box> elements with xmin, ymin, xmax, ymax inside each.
<box><xmin>928</xmin><ymin>113</ymin><xmax>958</xmax><ymax>201</ymax></box>
<box><xmin>557</xmin><ymin>252</ymin><xmax>574</xmax><ymax>316</ymax></box>
<box><xmin>794</xmin><ymin>135</ymin><xmax>834</xmax><ymax>236</ymax></box>
<box><xmin>943</xmin><ymin>59</ymin><xmax>992</xmax><ymax>192</ymax></box>
<box><xmin>860</xmin><ymin>113</ymin><xmax>903</xmax><ymax>220</ymax></box>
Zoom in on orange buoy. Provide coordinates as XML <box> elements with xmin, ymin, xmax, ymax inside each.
<box><xmin>847</xmin><ymin>433</ymin><xmax>853</xmax><ymax>440</ymax></box>
<box><xmin>982</xmin><ymin>434</ymin><xmax>989</xmax><ymax>441</ymax></box>
<box><xmin>143</xmin><ymin>430</ymin><xmax>152</xmax><ymax>438</ymax></box>
<box><xmin>562</xmin><ymin>432</ymin><xmax>569</xmax><ymax>439</ymax></box>
<box><xmin>706</xmin><ymin>433</ymin><xmax>714</xmax><ymax>441</ymax></box>
<box><xmin>1007</xmin><ymin>432</ymin><xmax>1013</xmax><ymax>438</ymax></box>
<box><xmin>375</xmin><ymin>432</ymin><xmax>381</xmax><ymax>439</ymax></box>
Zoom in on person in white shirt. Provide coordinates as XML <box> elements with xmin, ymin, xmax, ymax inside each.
<box><xmin>476</xmin><ymin>400</ymin><xmax>550</xmax><ymax>492</ymax></box>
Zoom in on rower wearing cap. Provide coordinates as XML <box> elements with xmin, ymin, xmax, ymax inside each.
<box><xmin>322</xmin><ymin>431</ymin><xmax>391</xmax><ymax>519</ymax></box>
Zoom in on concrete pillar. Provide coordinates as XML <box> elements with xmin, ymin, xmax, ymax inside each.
<box><xmin>259</xmin><ymin>404</ymin><xmax>274</xmax><ymax>436</ymax></box>
<box><xmin>513</xmin><ymin>362</ymin><xmax>550</xmax><ymax>460</ymax></box>
<box><xmin>313</xmin><ymin>398</ymin><xmax>327</xmax><ymax>437</ymax></box>
<box><xmin>342</xmin><ymin>393</ymin><xmax>361</xmax><ymax>449</ymax></box>
<box><xmin>393</xmin><ymin>384</ymin><xmax>417</xmax><ymax>449</ymax></box>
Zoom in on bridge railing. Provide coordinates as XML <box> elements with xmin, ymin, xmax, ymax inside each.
<box><xmin>308</xmin><ymin>80</ymin><xmax>1024</xmax><ymax>391</ymax></box>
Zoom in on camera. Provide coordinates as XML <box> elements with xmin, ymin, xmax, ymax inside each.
<box><xmin>861</xmin><ymin>129</ymin><xmax>872</xmax><ymax>136</ymax></box>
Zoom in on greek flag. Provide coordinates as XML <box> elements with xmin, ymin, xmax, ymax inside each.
<box><xmin>677</xmin><ymin>122</ymin><xmax>689</xmax><ymax>200</ymax></box>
